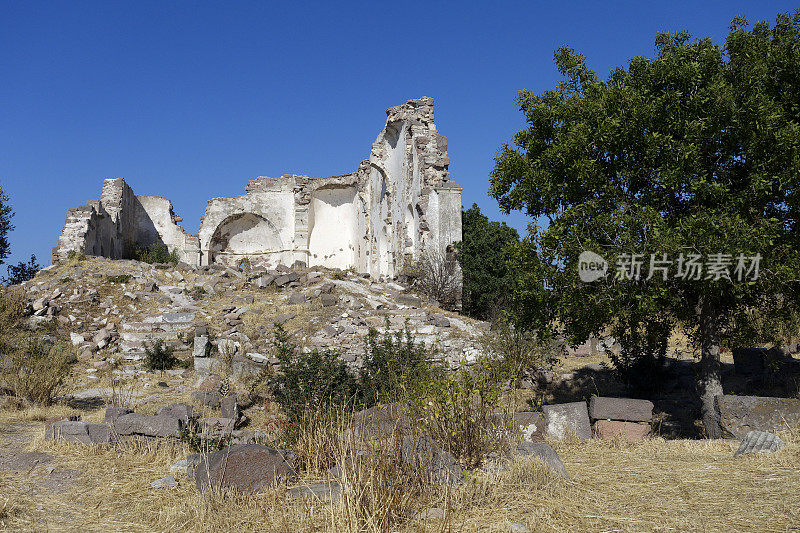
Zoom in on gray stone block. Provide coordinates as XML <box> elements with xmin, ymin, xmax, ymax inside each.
<box><xmin>191</xmin><ymin>390</ymin><xmax>221</xmax><ymax>409</ymax></box>
<box><xmin>589</xmin><ymin>396</ymin><xmax>654</xmax><ymax>422</ymax></box>
<box><xmin>543</xmin><ymin>402</ymin><xmax>591</xmax><ymax>440</ymax></box>
<box><xmin>114</xmin><ymin>413</ymin><xmax>183</xmax><ymax>437</ymax></box>
<box><xmin>716</xmin><ymin>395</ymin><xmax>800</xmax><ymax>439</ymax></box>
<box><xmin>46</xmin><ymin>421</ymin><xmax>109</xmax><ymax>444</ymax></box>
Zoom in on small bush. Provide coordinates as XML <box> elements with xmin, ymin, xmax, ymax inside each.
<box><xmin>143</xmin><ymin>339</ymin><xmax>180</xmax><ymax>374</ymax></box>
<box><xmin>359</xmin><ymin>320</ymin><xmax>439</xmax><ymax>406</ymax></box>
<box><xmin>0</xmin><ymin>336</ymin><xmax>73</xmax><ymax>406</ymax></box>
<box><xmin>134</xmin><ymin>243</ymin><xmax>179</xmax><ymax>265</ymax></box>
<box><xmin>482</xmin><ymin>316</ymin><xmax>560</xmax><ymax>386</ymax></box>
<box><xmin>107</xmin><ymin>274</ymin><xmax>132</xmax><ymax>284</ymax></box>
<box><xmin>411</xmin><ymin>357</ymin><xmax>512</xmax><ymax>469</ymax></box>
<box><xmin>2</xmin><ymin>254</ymin><xmax>39</xmax><ymax>286</ymax></box>
<box><xmin>408</xmin><ymin>251</ymin><xmax>461</xmax><ymax>311</ymax></box>
<box><xmin>268</xmin><ymin>324</ymin><xmax>360</xmax><ymax>421</ymax></box>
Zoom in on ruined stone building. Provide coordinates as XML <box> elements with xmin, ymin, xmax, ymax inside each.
<box><xmin>53</xmin><ymin>97</ymin><xmax>463</xmax><ymax>278</ymax></box>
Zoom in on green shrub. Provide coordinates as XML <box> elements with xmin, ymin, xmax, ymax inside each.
<box><xmin>359</xmin><ymin>319</ymin><xmax>439</xmax><ymax>406</ymax></box>
<box><xmin>0</xmin><ymin>336</ymin><xmax>73</xmax><ymax>406</ymax></box>
<box><xmin>411</xmin><ymin>357</ymin><xmax>512</xmax><ymax>468</ymax></box>
<box><xmin>134</xmin><ymin>243</ymin><xmax>179</xmax><ymax>265</ymax></box>
<box><xmin>107</xmin><ymin>274</ymin><xmax>132</xmax><ymax>284</ymax></box>
<box><xmin>268</xmin><ymin>324</ymin><xmax>360</xmax><ymax>421</ymax></box>
<box><xmin>143</xmin><ymin>339</ymin><xmax>181</xmax><ymax>374</ymax></box>
<box><xmin>2</xmin><ymin>254</ymin><xmax>39</xmax><ymax>286</ymax></box>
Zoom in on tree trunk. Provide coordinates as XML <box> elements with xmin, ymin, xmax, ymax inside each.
<box><xmin>699</xmin><ymin>310</ymin><xmax>724</xmax><ymax>438</ymax></box>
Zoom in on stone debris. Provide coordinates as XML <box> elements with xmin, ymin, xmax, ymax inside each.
<box><xmin>734</xmin><ymin>430</ymin><xmax>786</xmax><ymax>458</ymax></box>
<box><xmin>150</xmin><ymin>476</ymin><xmax>178</xmax><ymax>489</ymax></box>
<box><xmin>45</xmin><ymin>420</ymin><xmax>110</xmax><ymax>444</ymax></box>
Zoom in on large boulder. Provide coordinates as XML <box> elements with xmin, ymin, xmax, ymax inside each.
<box><xmin>543</xmin><ymin>402</ymin><xmax>591</xmax><ymax>440</ymax></box>
<box><xmin>46</xmin><ymin>421</ymin><xmax>109</xmax><ymax>444</ymax></box>
<box><xmin>589</xmin><ymin>397</ymin><xmax>653</xmax><ymax>422</ymax></box>
<box><xmin>716</xmin><ymin>395</ymin><xmax>800</xmax><ymax>439</ymax></box>
<box><xmin>195</xmin><ymin>444</ymin><xmax>295</xmax><ymax>494</ymax></box>
<box><xmin>113</xmin><ymin>413</ymin><xmax>183</xmax><ymax>437</ymax></box>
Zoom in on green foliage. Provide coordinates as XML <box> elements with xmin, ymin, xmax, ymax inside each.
<box><xmin>482</xmin><ymin>316</ymin><xmax>560</xmax><ymax>385</ymax></box>
<box><xmin>2</xmin><ymin>255</ymin><xmax>39</xmax><ymax>286</ymax></box>
<box><xmin>268</xmin><ymin>324</ymin><xmax>360</xmax><ymax>421</ymax></box>
<box><xmin>142</xmin><ymin>339</ymin><xmax>180</xmax><ymax>374</ymax></box>
<box><xmin>491</xmin><ymin>13</ymin><xmax>800</xmax><ymax>430</ymax></box>
<box><xmin>134</xmin><ymin>243</ymin><xmax>179</xmax><ymax>265</ymax></box>
<box><xmin>106</xmin><ymin>274</ymin><xmax>132</xmax><ymax>284</ymax></box>
<box><xmin>455</xmin><ymin>204</ymin><xmax>520</xmax><ymax>320</ymax></box>
<box><xmin>0</xmin><ymin>336</ymin><xmax>73</xmax><ymax>406</ymax></box>
<box><xmin>411</xmin><ymin>357</ymin><xmax>512</xmax><ymax>468</ymax></box>
<box><xmin>359</xmin><ymin>319</ymin><xmax>440</xmax><ymax>406</ymax></box>
<box><xmin>0</xmin><ymin>185</ymin><xmax>13</xmax><ymax>268</ymax></box>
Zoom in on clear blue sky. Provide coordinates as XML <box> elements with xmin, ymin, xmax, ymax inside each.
<box><xmin>1</xmin><ymin>1</ymin><xmax>796</xmax><ymax>268</ymax></box>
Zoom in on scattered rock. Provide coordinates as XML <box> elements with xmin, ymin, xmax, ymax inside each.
<box><xmin>593</xmin><ymin>420</ymin><xmax>650</xmax><ymax>441</ymax></box>
<box><xmin>734</xmin><ymin>430</ymin><xmax>785</xmax><ymax>458</ymax></box>
<box><xmin>45</xmin><ymin>421</ymin><xmax>109</xmax><ymax>444</ymax></box>
<box><xmin>104</xmin><ymin>407</ymin><xmax>134</xmax><ymax>424</ymax></box>
<box><xmin>514</xmin><ymin>411</ymin><xmax>546</xmax><ymax>443</ymax></box>
<box><xmin>195</xmin><ymin>444</ymin><xmax>295</xmax><ymax>494</ymax></box>
<box><xmin>151</xmin><ymin>476</ymin><xmax>178</xmax><ymax>489</ymax></box>
<box><xmin>114</xmin><ymin>413</ymin><xmax>183</xmax><ymax>437</ymax></box>
<box><xmin>288</xmin><ymin>482</ymin><xmax>342</xmax><ymax>502</ymax></box>
<box><xmin>192</xmin><ymin>390</ymin><xmax>221</xmax><ymax>409</ymax></box>
<box><xmin>515</xmin><ymin>442</ymin><xmax>569</xmax><ymax>479</ymax></box>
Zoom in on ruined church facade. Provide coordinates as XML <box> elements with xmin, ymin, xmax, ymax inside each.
<box><xmin>53</xmin><ymin>97</ymin><xmax>462</xmax><ymax>278</ymax></box>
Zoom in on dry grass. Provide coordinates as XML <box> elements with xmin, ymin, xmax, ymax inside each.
<box><xmin>1</xmin><ymin>407</ymin><xmax>798</xmax><ymax>532</ymax></box>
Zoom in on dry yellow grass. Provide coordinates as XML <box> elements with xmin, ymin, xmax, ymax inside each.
<box><xmin>1</xmin><ymin>411</ymin><xmax>798</xmax><ymax>532</ymax></box>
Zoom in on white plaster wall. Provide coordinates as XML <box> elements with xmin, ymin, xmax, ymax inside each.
<box><xmin>308</xmin><ymin>186</ymin><xmax>357</xmax><ymax>270</ymax></box>
<box><xmin>198</xmin><ymin>190</ymin><xmax>295</xmax><ymax>267</ymax></box>
<box><xmin>136</xmin><ymin>196</ymin><xmax>195</xmax><ymax>264</ymax></box>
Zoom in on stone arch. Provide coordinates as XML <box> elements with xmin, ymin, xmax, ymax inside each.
<box><xmin>209</xmin><ymin>213</ymin><xmax>283</xmax><ymax>266</ymax></box>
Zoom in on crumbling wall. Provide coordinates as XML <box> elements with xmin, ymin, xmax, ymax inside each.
<box><xmin>55</xmin><ymin>97</ymin><xmax>462</xmax><ymax>279</ymax></box>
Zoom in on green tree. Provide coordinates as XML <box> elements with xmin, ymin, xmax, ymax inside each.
<box><xmin>3</xmin><ymin>254</ymin><xmax>39</xmax><ymax>286</ymax></box>
<box><xmin>0</xmin><ymin>185</ymin><xmax>13</xmax><ymax>267</ymax></box>
<box><xmin>455</xmin><ymin>204</ymin><xmax>520</xmax><ymax>321</ymax></box>
<box><xmin>491</xmin><ymin>13</ymin><xmax>800</xmax><ymax>436</ymax></box>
